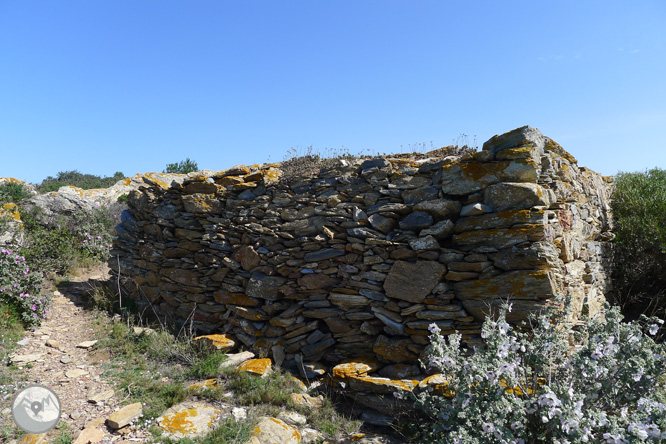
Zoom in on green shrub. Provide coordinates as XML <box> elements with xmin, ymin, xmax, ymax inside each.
<box><xmin>163</xmin><ymin>158</ymin><xmax>198</xmax><ymax>174</ymax></box>
<box><xmin>411</xmin><ymin>300</ymin><xmax>666</xmax><ymax>443</ymax></box>
<box><xmin>18</xmin><ymin>209</ymin><xmax>78</xmax><ymax>275</ymax></box>
<box><xmin>611</xmin><ymin>168</ymin><xmax>666</xmax><ymax>319</ymax></box>
<box><xmin>37</xmin><ymin>170</ymin><xmax>125</xmax><ymax>193</ymax></box>
<box><xmin>18</xmin><ymin>204</ymin><xmax>120</xmax><ymax>275</ymax></box>
<box><xmin>0</xmin><ymin>183</ymin><xmax>32</xmax><ymax>204</ymax></box>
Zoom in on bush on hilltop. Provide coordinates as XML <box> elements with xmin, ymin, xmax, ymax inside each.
<box><xmin>38</xmin><ymin>170</ymin><xmax>125</xmax><ymax>193</ymax></box>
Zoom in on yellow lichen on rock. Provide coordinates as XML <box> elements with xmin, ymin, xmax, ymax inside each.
<box><xmin>331</xmin><ymin>358</ymin><xmax>381</xmax><ymax>380</ymax></box>
<box><xmin>159</xmin><ymin>409</ymin><xmax>198</xmax><ymax>434</ymax></box>
<box><xmin>417</xmin><ymin>374</ymin><xmax>454</xmax><ymax>398</ymax></box>
<box><xmin>247</xmin><ymin>417</ymin><xmax>301</xmax><ymax>444</ymax></box>
<box><xmin>237</xmin><ymin>358</ymin><xmax>272</xmax><ymax>377</ymax></box>
<box><xmin>19</xmin><ymin>434</ymin><xmax>46</xmax><ymax>444</ymax></box>
<box><xmin>187</xmin><ymin>378</ymin><xmax>219</xmax><ymax>390</ymax></box>
<box><xmin>290</xmin><ymin>392</ymin><xmax>323</xmax><ymax>408</ymax></box>
<box><xmin>347</xmin><ymin>375</ymin><xmax>419</xmax><ymax>395</ymax></box>
<box><xmin>157</xmin><ymin>401</ymin><xmax>221</xmax><ymax>439</ymax></box>
<box><xmin>1</xmin><ymin>203</ymin><xmax>22</xmax><ymax>222</ymax></box>
<box><xmin>193</xmin><ymin>334</ymin><xmax>236</xmax><ymax>352</ymax></box>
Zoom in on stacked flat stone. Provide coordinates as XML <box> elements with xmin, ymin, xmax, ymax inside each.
<box><xmin>110</xmin><ymin>126</ymin><xmax>612</xmax><ymax>370</ymax></box>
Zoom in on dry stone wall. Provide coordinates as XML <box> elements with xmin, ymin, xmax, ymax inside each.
<box><xmin>110</xmin><ymin>126</ymin><xmax>613</xmax><ymax>369</ymax></box>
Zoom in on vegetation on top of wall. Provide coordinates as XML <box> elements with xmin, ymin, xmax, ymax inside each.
<box><xmin>37</xmin><ymin>170</ymin><xmax>125</xmax><ymax>193</ymax></box>
<box><xmin>611</xmin><ymin>167</ymin><xmax>666</xmax><ymax>321</ymax></box>
<box><xmin>278</xmin><ymin>142</ymin><xmax>477</xmax><ymax>184</ymax></box>
<box><xmin>163</xmin><ymin>158</ymin><xmax>198</xmax><ymax>174</ymax></box>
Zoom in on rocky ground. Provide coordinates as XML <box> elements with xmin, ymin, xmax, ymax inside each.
<box><xmin>5</xmin><ymin>266</ymin><xmax>152</xmax><ymax>444</ymax></box>
<box><xmin>2</xmin><ymin>268</ymin><xmax>407</xmax><ymax>444</ymax></box>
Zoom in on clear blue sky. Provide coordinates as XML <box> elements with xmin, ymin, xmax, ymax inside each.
<box><xmin>1</xmin><ymin>1</ymin><xmax>665</xmax><ymax>184</ymax></box>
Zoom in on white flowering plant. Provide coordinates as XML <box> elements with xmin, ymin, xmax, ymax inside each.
<box><xmin>414</xmin><ymin>298</ymin><xmax>666</xmax><ymax>443</ymax></box>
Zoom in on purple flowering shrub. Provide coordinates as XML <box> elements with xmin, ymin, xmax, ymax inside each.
<box><xmin>415</xmin><ymin>298</ymin><xmax>666</xmax><ymax>443</ymax></box>
<box><xmin>0</xmin><ymin>247</ymin><xmax>47</xmax><ymax>328</ymax></box>
<box><xmin>71</xmin><ymin>205</ymin><xmax>119</xmax><ymax>262</ymax></box>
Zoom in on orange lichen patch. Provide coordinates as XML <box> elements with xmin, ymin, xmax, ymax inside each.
<box><xmin>193</xmin><ymin>334</ymin><xmax>236</xmax><ymax>352</ymax></box>
<box><xmin>544</xmin><ymin>138</ymin><xmax>577</xmax><ymax>164</ymax></box>
<box><xmin>159</xmin><ymin>409</ymin><xmax>198</xmax><ymax>434</ymax></box>
<box><xmin>19</xmin><ymin>434</ymin><xmax>45</xmax><ymax>444</ymax></box>
<box><xmin>0</xmin><ymin>177</ymin><xmax>26</xmax><ymax>184</ymax></box>
<box><xmin>291</xmin><ymin>392</ymin><xmax>323</xmax><ymax>408</ymax></box>
<box><xmin>216</xmin><ymin>176</ymin><xmax>245</xmax><ymax>186</ymax></box>
<box><xmin>243</xmin><ymin>171</ymin><xmax>263</xmax><ymax>182</ymax></box>
<box><xmin>229</xmin><ymin>182</ymin><xmax>258</xmax><ymax>191</ymax></box>
<box><xmin>289</xmin><ymin>376</ymin><xmax>307</xmax><ymax>392</ymax></box>
<box><xmin>250</xmin><ymin>417</ymin><xmax>302</xmax><ymax>444</ymax></box>
<box><xmin>261</xmin><ymin>168</ymin><xmax>282</xmax><ymax>185</ymax></box>
<box><xmin>331</xmin><ymin>358</ymin><xmax>381</xmax><ymax>380</ymax></box>
<box><xmin>1</xmin><ymin>203</ymin><xmax>22</xmax><ymax>221</ymax></box>
<box><xmin>213</xmin><ymin>165</ymin><xmax>251</xmax><ymax>179</ymax></box>
<box><xmin>418</xmin><ymin>374</ymin><xmax>454</xmax><ymax>398</ymax></box>
<box><xmin>143</xmin><ymin>172</ymin><xmax>175</xmax><ymax>190</ymax></box>
<box><xmin>347</xmin><ymin>375</ymin><xmax>419</xmax><ymax>395</ymax></box>
<box><xmin>157</xmin><ymin>405</ymin><xmax>221</xmax><ymax>437</ymax></box>
<box><xmin>187</xmin><ymin>379</ymin><xmax>219</xmax><ymax>390</ymax></box>
<box><xmin>237</xmin><ymin>358</ymin><xmax>272</xmax><ymax>377</ymax></box>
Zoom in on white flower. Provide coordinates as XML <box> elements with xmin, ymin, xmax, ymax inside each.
<box><xmin>628</xmin><ymin>423</ymin><xmax>648</xmax><ymax>440</ymax></box>
<box><xmin>561</xmin><ymin>418</ymin><xmax>579</xmax><ymax>434</ymax></box>
<box><xmin>645</xmin><ymin>424</ymin><xmax>661</xmax><ymax>438</ymax></box>
<box><xmin>603</xmin><ymin>433</ymin><xmax>627</xmax><ymax>444</ymax></box>
<box><xmin>482</xmin><ymin>422</ymin><xmax>495</xmax><ymax>434</ymax></box>
<box><xmin>498</xmin><ymin>362</ymin><xmax>515</xmax><ymax>375</ymax></box>
<box><xmin>428</xmin><ymin>323</ymin><xmax>441</xmax><ymax>334</ymax></box>
<box><xmin>538</xmin><ymin>392</ymin><xmax>560</xmax><ymax>407</ymax></box>
<box><xmin>633</xmin><ymin>369</ymin><xmax>644</xmax><ymax>382</ymax></box>
<box><xmin>649</xmin><ymin>324</ymin><xmax>659</xmax><ymax>335</ymax></box>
